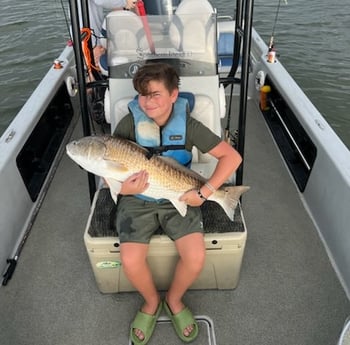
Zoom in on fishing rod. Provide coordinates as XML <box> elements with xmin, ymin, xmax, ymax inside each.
<box><xmin>269</xmin><ymin>0</ymin><xmax>284</xmax><ymax>48</ymax></box>
<box><xmin>267</xmin><ymin>0</ymin><xmax>287</xmax><ymax>63</ymax></box>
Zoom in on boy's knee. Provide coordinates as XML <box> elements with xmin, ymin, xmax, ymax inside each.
<box><xmin>184</xmin><ymin>248</ymin><xmax>206</xmax><ymax>273</ymax></box>
<box><xmin>120</xmin><ymin>244</ymin><xmax>148</xmax><ymax>270</ymax></box>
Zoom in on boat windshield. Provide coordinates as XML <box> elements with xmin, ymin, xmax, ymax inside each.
<box><xmin>106</xmin><ymin>12</ymin><xmax>217</xmax><ymax>78</ymax></box>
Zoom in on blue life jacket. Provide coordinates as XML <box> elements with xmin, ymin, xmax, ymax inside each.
<box><xmin>128</xmin><ymin>97</ymin><xmax>192</xmax><ymax>166</ymax></box>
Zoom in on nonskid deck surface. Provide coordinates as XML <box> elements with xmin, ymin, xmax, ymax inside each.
<box><xmin>0</xmin><ymin>100</ymin><xmax>349</xmax><ymax>345</ymax></box>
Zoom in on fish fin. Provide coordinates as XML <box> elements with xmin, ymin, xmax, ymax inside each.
<box><xmin>124</xmin><ymin>139</ymin><xmax>151</xmax><ymax>155</ymax></box>
<box><xmin>209</xmin><ymin>185</ymin><xmax>250</xmax><ymax>221</ymax></box>
<box><xmin>106</xmin><ymin>136</ymin><xmax>150</xmax><ymax>157</ymax></box>
<box><xmin>170</xmin><ymin>199</ymin><xmax>188</xmax><ymax>217</ymax></box>
<box><xmin>104</xmin><ymin>178</ymin><xmax>122</xmax><ymax>203</ymax></box>
<box><xmin>103</xmin><ymin>160</ymin><xmax>129</xmax><ymax>173</ymax></box>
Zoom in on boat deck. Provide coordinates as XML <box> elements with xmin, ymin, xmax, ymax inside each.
<box><xmin>0</xmin><ymin>98</ymin><xmax>349</xmax><ymax>345</ymax></box>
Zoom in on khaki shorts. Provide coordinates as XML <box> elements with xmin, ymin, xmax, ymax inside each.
<box><xmin>116</xmin><ymin>195</ymin><xmax>204</xmax><ymax>244</ymax></box>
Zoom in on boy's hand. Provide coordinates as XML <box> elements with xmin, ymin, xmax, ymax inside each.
<box><xmin>124</xmin><ymin>0</ymin><xmax>137</xmax><ymax>10</ymax></box>
<box><xmin>120</xmin><ymin>170</ymin><xmax>149</xmax><ymax>195</ymax></box>
<box><xmin>179</xmin><ymin>189</ymin><xmax>205</xmax><ymax>207</ymax></box>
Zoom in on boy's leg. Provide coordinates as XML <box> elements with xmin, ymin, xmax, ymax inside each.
<box><xmin>120</xmin><ymin>242</ymin><xmax>160</xmax><ymax>340</ymax></box>
<box><xmin>166</xmin><ymin>232</ymin><xmax>205</xmax><ymax>336</ymax></box>
<box><xmin>120</xmin><ymin>242</ymin><xmax>160</xmax><ymax>313</ymax></box>
<box><xmin>117</xmin><ymin>196</ymin><xmax>161</xmax><ymax>313</ymax></box>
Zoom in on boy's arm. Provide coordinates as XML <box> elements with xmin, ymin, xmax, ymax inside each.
<box><xmin>179</xmin><ymin>141</ymin><xmax>242</xmax><ymax>206</ymax></box>
<box><xmin>200</xmin><ymin>141</ymin><xmax>242</xmax><ymax>197</ymax></box>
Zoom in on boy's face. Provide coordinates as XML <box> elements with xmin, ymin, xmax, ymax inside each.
<box><xmin>138</xmin><ymin>80</ymin><xmax>178</xmax><ymax>126</ymax></box>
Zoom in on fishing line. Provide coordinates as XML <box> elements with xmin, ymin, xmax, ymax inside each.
<box><xmin>268</xmin><ymin>0</ymin><xmax>287</xmax><ymax>49</ymax></box>
<box><xmin>59</xmin><ymin>0</ymin><xmax>73</xmax><ymax>41</ymax></box>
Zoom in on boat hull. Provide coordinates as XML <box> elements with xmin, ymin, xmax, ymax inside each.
<box><xmin>0</xmin><ymin>46</ymin><xmax>79</xmax><ymax>281</ymax></box>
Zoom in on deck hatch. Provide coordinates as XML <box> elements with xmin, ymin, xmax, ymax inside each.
<box><xmin>128</xmin><ymin>315</ymin><xmax>217</xmax><ymax>345</ymax></box>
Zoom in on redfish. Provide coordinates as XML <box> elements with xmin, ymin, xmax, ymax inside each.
<box><xmin>66</xmin><ymin>135</ymin><xmax>249</xmax><ymax>220</ymax></box>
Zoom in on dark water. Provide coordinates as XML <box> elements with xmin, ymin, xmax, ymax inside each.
<box><xmin>1</xmin><ymin>0</ymin><xmax>349</xmax><ymax>148</ymax></box>
<box><xmin>0</xmin><ymin>0</ymin><xmax>68</xmax><ymax>132</ymax></box>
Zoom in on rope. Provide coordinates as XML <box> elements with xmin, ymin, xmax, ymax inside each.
<box><xmin>81</xmin><ymin>27</ymin><xmax>101</xmax><ymax>76</ymax></box>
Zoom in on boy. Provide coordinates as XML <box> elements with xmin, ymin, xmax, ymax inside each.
<box><xmin>113</xmin><ymin>62</ymin><xmax>242</xmax><ymax>344</ymax></box>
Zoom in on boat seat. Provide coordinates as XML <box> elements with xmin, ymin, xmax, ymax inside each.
<box><xmin>105</xmin><ymin>10</ymin><xmax>149</xmax><ymax>62</ymax></box>
<box><xmin>169</xmin><ymin>0</ymin><xmax>216</xmax><ymax>57</ymax></box>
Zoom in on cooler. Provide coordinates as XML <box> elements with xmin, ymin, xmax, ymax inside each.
<box><xmin>84</xmin><ymin>188</ymin><xmax>247</xmax><ymax>293</ymax></box>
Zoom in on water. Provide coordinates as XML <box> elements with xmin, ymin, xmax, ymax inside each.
<box><xmin>1</xmin><ymin>0</ymin><xmax>349</xmax><ymax>148</ymax></box>
<box><xmin>0</xmin><ymin>0</ymin><xmax>68</xmax><ymax>132</ymax></box>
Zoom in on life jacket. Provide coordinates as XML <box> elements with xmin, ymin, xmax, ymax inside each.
<box><xmin>128</xmin><ymin>97</ymin><xmax>193</xmax><ymax>202</ymax></box>
<box><xmin>128</xmin><ymin>97</ymin><xmax>192</xmax><ymax>166</ymax></box>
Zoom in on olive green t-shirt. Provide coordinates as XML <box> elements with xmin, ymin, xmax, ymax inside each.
<box><xmin>113</xmin><ymin>112</ymin><xmax>221</xmax><ymax>154</ymax></box>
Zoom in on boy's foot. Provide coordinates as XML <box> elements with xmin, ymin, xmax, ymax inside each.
<box><xmin>130</xmin><ymin>301</ymin><xmax>162</xmax><ymax>345</ymax></box>
<box><xmin>163</xmin><ymin>300</ymin><xmax>199</xmax><ymax>342</ymax></box>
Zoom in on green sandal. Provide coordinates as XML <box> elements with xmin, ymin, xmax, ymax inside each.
<box><xmin>163</xmin><ymin>301</ymin><xmax>199</xmax><ymax>343</ymax></box>
<box><xmin>130</xmin><ymin>302</ymin><xmax>162</xmax><ymax>345</ymax></box>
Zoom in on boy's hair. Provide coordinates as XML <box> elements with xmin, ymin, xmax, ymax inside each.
<box><xmin>133</xmin><ymin>63</ymin><xmax>180</xmax><ymax>95</ymax></box>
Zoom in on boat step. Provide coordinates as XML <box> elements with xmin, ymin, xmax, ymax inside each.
<box><xmin>128</xmin><ymin>315</ymin><xmax>217</xmax><ymax>345</ymax></box>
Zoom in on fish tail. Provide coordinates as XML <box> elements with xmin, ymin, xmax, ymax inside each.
<box><xmin>209</xmin><ymin>185</ymin><xmax>250</xmax><ymax>221</ymax></box>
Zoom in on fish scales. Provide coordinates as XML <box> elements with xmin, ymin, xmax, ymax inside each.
<box><xmin>103</xmin><ymin>136</ymin><xmax>203</xmax><ymax>193</ymax></box>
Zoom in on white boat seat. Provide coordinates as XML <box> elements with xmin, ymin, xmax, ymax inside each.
<box><xmin>169</xmin><ymin>0</ymin><xmax>216</xmax><ymax>57</ymax></box>
<box><xmin>105</xmin><ymin>10</ymin><xmax>149</xmax><ymax>62</ymax></box>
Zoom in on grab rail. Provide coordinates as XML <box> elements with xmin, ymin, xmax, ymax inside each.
<box><xmin>269</xmin><ymin>99</ymin><xmax>311</xmax><ymax>171</ymax></box>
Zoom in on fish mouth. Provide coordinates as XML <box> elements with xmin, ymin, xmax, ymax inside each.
<box><xmin>66</xmin><ymin>136</ymin><xmax>110</xmax><ymax>164</ymax></box>
<box><xmin>65</xmin><ymin>141</ymin><xmax>76</xmax><ymax>154</ymax></box>
<box><xmin>66</xmin><ymin>139</ymin><xmax>83</xmax><ymax>152</ymax></box>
